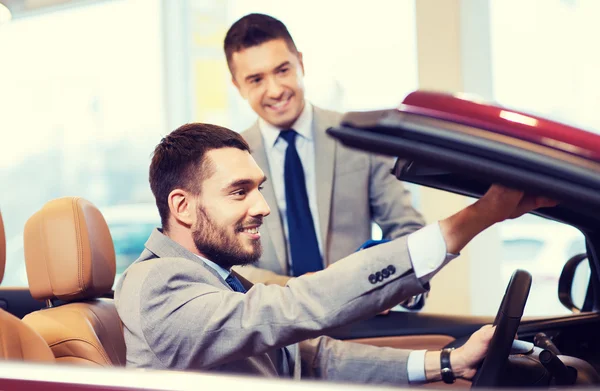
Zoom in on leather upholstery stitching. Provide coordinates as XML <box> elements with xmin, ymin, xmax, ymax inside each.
<box><xmin>88</xmin><ymin>303</ymin><xmax>121</xmax><ymax>365</ymax></box>
<box><xmin>39</xmin><ymin>212</ymin><xmax>53</xmax><ymax>300</ymax></box>
<box><xmin>72</xmin><ymin>197</ymin><xmax>86</xmax><ymax>294</ymax></box>
<box><xmin>49</xmin><ymin>337</ymin><xmax>111</xmax><ymax>365</ymax></box>
<box><xmin>18</xmin><ymin>325</ymin><xmax>24</xmax><ymax>359</ymax></box>
<box><xmin>0</xmin><ymin>321</ymin><xmax>7</xmax><ymax>357</ymax></box>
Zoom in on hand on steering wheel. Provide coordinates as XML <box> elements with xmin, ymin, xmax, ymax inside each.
<box><xmin>471</xmin><ymin>270</ymin><xmax>532</xmax><ymax>388</ymax></box>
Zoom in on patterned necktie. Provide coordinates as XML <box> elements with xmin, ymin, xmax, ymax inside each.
<box><xmin>225</xmin><ymin>274</ymin><xmax>247</xmax><ymax>293</ymax></box>
<box><xmin>279</xmin><ymin>130</ymin><xmax>323</xmax><ymax>277</ymax></box>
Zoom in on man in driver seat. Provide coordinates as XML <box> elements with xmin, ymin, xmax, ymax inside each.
<box><xmin>115</xmin><ymin>123</ymin><xmax>556</xmax><ymax>385</ymax></box>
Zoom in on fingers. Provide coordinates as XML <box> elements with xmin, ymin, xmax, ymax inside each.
<box><xmin>535</xmin><ymin>197</ymin><xmax>559</xmax><ymax>209</ymax></box>
<box><xmin>477</xmin><ymin>185</ymin><xmax>525</xmax><ymax>222</ymax></box>
<box><xmin>487</xmin><ymin>184</ymin><xmax>558</xmax><ymax>211</ymax></box>
<box><xmin>481</xmin><ymin>324</ymin><xmax>496</xmax><ymax>341</ymax></box>
<box><xmin>474</xmin><ymin>324</ymin><xmax>494</xmax><ymax>337</ymax></box>
<box><xmin>509</xmin><ymin>194</ymin><xmax>560</xmax><ymax>219</ymax></box>
<box><xmin>490</xmin><ymin>184</ymin><xmax>523</xmax><ymax>197</ymax></box>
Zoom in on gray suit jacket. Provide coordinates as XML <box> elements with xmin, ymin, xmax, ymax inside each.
<box><xmin>115</xmin><ymin>229</ymin><xmax>428</xmax><ymax>384</ymax></box>
<box><xmin>234</xmin><ymin>106</ymin><xmax>425</xmax><ymax>285</ymax></box>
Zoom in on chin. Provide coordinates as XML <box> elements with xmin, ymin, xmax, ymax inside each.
<box><xmin>273</xmin><ymin>116</ymin><xmax>296</xmax><ymax>129</ymax></box>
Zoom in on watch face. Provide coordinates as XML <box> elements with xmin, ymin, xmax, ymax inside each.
<box><xmin>441</xmin><ymin>368</ymin><xmax>456</xmax><ymax>384</ymax></box>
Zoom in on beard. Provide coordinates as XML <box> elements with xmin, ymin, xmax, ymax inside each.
<box><xmin>192</xmin><ymin>205</ymin><xmax>262</xmax><ymax>269</ymax></box>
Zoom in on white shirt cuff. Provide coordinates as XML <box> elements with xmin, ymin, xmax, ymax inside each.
<box><xmin>407</xmin><ymin>222</ymin><xmax>459</xmax><ymax>283</ymax></box>
<box><xmin>407</xmin><ymin>349</ymin><xmax>427</xmax><ymax>383</ymax></box>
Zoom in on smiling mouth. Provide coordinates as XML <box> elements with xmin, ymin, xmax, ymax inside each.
<box><xmin>266</xmin><ymin>95</ymin><xmax>292</xmax><ymax>112</ymax></box>
<box><xmin>241</xmin><ymin>227</ymin><xmax>259</xmax><ymax>234</ymax></box>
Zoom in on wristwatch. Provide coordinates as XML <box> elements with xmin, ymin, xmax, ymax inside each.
<box><xmin>440</xmin><ymin>347</ymin><xmax>456</xmax><ymax>384</ymax></box>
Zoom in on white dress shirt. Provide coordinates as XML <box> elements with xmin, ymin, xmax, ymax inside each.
<box><xmin>199</xmin><ymin>222</ymin><xmax>457</xmax><ymax>383</ymax></box>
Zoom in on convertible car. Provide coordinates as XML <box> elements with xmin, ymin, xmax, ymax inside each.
<box><xmin>327</xmin><ymin>91</ymin><xmax>600</xmax><ymax>387</ymax></box>
<box><xmin>0</xmin><ymin>91</ymin><xmax>599</xmax><ymax>390</ymax></box>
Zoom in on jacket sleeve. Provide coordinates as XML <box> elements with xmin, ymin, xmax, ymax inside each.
<box><xmin>299</xmin><ymin>336</ymin><xmax>411</xmax><ymax>384</ymax></box>
<box><xmin>368</xmin><ymin>154</ymin><xmax>429</xmax><ymax>310</ymax></box>
<box><xmin>136</xmin><ymin>237</ymin><xmax>427</xmax><ymax>370</ymax></box>
<box><xmin>232</xmin><ymin>264</ymin><xmax>292</xmax><ymax>286</ymax></box>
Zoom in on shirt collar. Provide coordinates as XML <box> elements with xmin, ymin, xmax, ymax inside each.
<box><xmin>258</xmin><ymin>101</ymin><xmax>314</xmax><ymax>148</ymax></box>
<box><xmin>196</xmin><ymin>254</ymin><xmax>230</xmax><ymax>280</ymax></box>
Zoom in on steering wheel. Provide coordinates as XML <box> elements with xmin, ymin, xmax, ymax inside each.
<box><xmin>471</xmin><ymin>269</ymin><xmax>532</xmax><ymax>388</ymax></box>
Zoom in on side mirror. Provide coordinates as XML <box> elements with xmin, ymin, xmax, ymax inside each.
<box><xmin>558</xmin><ymin>253</ymin><xmax>591</xmax><ymax>313</ymax></box>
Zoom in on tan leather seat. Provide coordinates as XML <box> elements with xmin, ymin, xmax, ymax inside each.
<box><xmin>0</xmin><ymin>211</ymin><xmax>55</xmax><ymax>361</ymax></box>
<box><xmin>22</xmin><ymin>197</ymin><xmax>126</xmax><ymax>366</ymax></box>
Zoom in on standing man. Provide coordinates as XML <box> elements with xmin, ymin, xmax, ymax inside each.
<box><xmin>224</xmin><ymin>13</ymin><xmax>426</xmax><ymax>288</ymax></box>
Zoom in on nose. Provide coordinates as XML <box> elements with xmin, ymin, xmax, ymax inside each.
<box><xmin>249</xmin><ymin>191</ymin><xmax>271</xmax><ymax>218</ymax></box>
<box><xmin>265</xmin><ymin>76</ymin><xmax>284</xmax><ymax>100</ymax></box>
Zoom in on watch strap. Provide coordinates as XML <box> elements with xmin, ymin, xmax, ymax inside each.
<box><xmin>440</xmin><ymin>347</ymin><xmax>456</xmax><ymax>384</ymax></box>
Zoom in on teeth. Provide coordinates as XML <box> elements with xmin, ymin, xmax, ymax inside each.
<box><xmin>270</xmin><ymin>97</ymin><xmax>289</xmax><ymax>109</ymax></box>
<box><xmin>243</xmin><ymin>227</ymin><xmax>259</xmax><ymax>234</ymax></box>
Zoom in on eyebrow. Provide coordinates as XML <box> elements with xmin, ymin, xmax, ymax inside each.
<box><xmin>274</xmin><ymin>61</ymin><xmax>290</xmax><ymax>72</ymax></box>
<box><xmin>244</xmin><ymin>73</ymin><xmax>262</xmax><ymax>83</ymax></box>
<box><xmin>244</xmin><ymin>61</ymin><xmax>290</xmax><ymax>83</ymax></box>
<box><xmin>223</xmin><ymin>176</ymin><xmax>268</xmax><ymax>190</ymax></box>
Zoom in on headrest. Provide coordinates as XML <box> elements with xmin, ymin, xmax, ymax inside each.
<box><xmin>0</xmin><ymin>210</ymin><xmax>5</xmax><ymax>284</ymax></box>
<box><xmin>24</xmin><ymin>197</ymin><xmax>116</xmax><ymax>301</ymax></box>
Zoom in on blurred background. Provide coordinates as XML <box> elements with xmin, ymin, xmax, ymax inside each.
<box><xmin>0</xmin><ymin>0</ymin><xmax>598</xmax><ymax>317</ymax></box>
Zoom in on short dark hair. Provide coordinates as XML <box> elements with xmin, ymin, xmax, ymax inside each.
<box><xmin>149</xmin><ymin>123</ymin><xmax>250</xmax><ymax>230</ymax></box>
<box><xmin>224</xmin><ymin>13</ymin><xmax>298</xmax><ymax>75</ymax></box>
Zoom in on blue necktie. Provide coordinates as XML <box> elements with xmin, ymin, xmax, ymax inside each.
<box><xmin>279</xmin><ymin>130</ymin><xmax>322</xmax><ymax>277</ymax></box>
<box><xmin>225</xmin><ymin>274</ymin><xmax>247</xmax><ymax>293</ymax></box>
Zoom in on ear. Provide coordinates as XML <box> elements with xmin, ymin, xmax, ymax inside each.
<box><xmin>167</xmin><ymin>188</ymin><xmax>196</xmax><ymax>227</ymax></box>
<box><xmin>232</xmin><ymin>76</ymin><xmax>247</xmax><ymax>100</ymax></box>
<box><xmin>297</xmin><ymin>51</ymin><xmax>305</xmax><ymax>75</ymax></box>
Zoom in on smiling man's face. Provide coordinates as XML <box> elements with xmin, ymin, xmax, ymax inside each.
<box><xmin>231</xmin><ymin>38</ymin><xmax>306</xmax><ymax>129</ymax></box>
<box><xmin>191</xmin><ymin>147</ymin><xmax>270</xmax><ymax>269</ymax></box>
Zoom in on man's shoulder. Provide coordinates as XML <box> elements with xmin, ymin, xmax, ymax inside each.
<box><xmin>312</xmin><ymin>105</ymin><xmax>344</xmax><ymax>128</ymax></box>
<box><xmin>117</xmin><ymin>255</ymin><xmax>212</xmax><ymax>296</ymax></box>
<box><xmin>240</xmin><ymin>121</ymin><xmax>261</xmax><ymax>146</ymax></box>
<box><xmin>312</xmin><ymin>106</ymin><xmax>393</xmax><ymax>161</ymax></box>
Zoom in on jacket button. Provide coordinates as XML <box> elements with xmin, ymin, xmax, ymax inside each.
<box><xmin>382</xmin><ymin>269</ymin><xmax>390</xmax><ymax>278</ymax></box>
<box><xmin>387</xmin><ymin>265</ymin><xmax>396</xmax><ymax>275</ymax></box>
<box><xmin>376</xmin><ymin>271</ymin><xmax>383</xmax><ymax>282</ymax></box>
<box><xmin>368</xmin><ymin>274</ymin><xmax>377</xmax><ymax>284</ymax></box>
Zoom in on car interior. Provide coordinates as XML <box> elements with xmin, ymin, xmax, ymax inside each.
<box><xmin>5</xmin><ymin>0</ymin><xmax>600</xmax><ymax>388</ymax></box>
<box><xmin>1</xmin><ymin>171</ymin><xmax>600</xmax><ymax>388</ymax></box>
<box><xmin>20</xmin><ymin>197</ymin><xmax>126</xmax><ymax>366</ymax></box>
<box><xmin>1</xmin><ymin>156</ymin><xmax>600</xmax><ymax>388</ymax></box>
<box><xmin>0</xmin><ymin>211</ymin><xmax>55</xmax><ymax>362</ymax></box>
<box><xmin>1</xmin><ymin>107</ymin><xmax>600</xmax><ymax>388</ymax></box>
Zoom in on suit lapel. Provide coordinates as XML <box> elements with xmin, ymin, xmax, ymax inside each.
<box><xmin>312</xmin><ymin>107</ymin><xmax>336</xmax><ymax>265</ymax></box>
<box><xmin>144</xmin><ymin>229</ymin><xmax>230</xmax><ymax>289</ymax></box>
<box><xmin>244</xmin><ymin>124</ymin><xmax>289</xmax><ymax>272</ymax></box>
